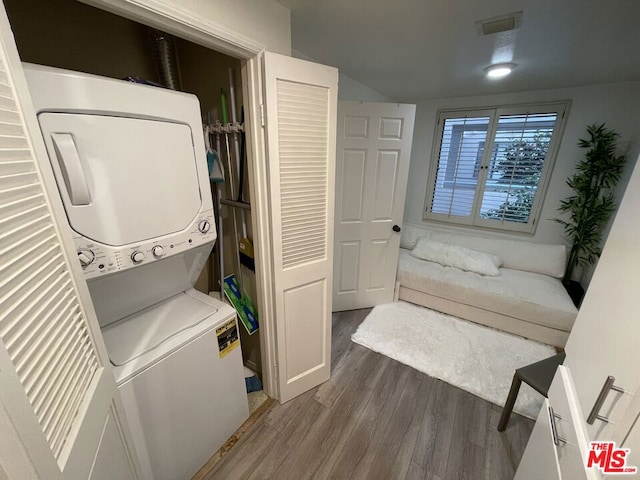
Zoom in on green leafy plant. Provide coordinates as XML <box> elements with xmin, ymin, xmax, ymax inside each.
<box><xmin>553</xmin><ymin>123</ymin><xmax>626</xmax><ymax>282</ymax></box>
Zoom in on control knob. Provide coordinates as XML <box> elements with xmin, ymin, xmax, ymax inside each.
<box><xmin>198</xmin><ymin>220</ymin><xmax>211</xmax><ymax>233</ymax></box>
<box><xmin>152</xmin><ymin>245</ymin><xmax>165</xmax><ymax>258</ymax></box>
<box><xmin>131</xmin><ymin>251</ymin><xmax>145</xmax><ymax>264</ymax></box>
<box><xmin>77</xmin><ymin>249</ymin><xmax>95</xmax><ymax>268</ymax></box>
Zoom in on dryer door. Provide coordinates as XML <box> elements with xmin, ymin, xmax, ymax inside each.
<box><xmin>38</xmin><ymin>113</ymin><xmax>202</xmax><ymax>246</ymax></box>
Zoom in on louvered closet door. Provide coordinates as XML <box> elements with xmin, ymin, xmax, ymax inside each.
<box><xmin>0</xmin><ymin>7</ymin><xmax>137</xmax><ymax>479</ymax></box>
<box><xmin>263</xmin><ymin>52</ymin><xmax>338</xmax><ymax>403</ymax></box>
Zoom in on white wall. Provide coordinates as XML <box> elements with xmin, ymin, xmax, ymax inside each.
<box><xmin>404</xmin><ymin>81</ymin><xmax>640</xmax><ymax>249</ymax></box>
<box><xmin>337</xmin><ymin>74</ymin><xmax>393</xmax><ymax>102</ymax></box>
<box><xmin>148</xmin><ymin>0</ymin><xmax>291</xmax><ymax>55</ymax></box>
<box><xmin>292</xmin><ymin>49</ymin><xmax>391</xmax><ymax>102</ymax></box>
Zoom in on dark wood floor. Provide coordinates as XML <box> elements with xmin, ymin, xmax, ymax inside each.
<box><xmin>202</xmin><ymin>308</ymin><xmax>534</xmax><ymax>480</ymax></box>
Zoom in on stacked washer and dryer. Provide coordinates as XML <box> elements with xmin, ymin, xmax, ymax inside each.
<box><xmin>24</xmin><ymin>64</ymin><xmax>250</xmax><ymax>480</ymax></box>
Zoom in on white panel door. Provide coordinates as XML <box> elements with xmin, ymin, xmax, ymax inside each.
<box><xmin>564</xmin><ymin>155</ymin><xmax>640</xmax><ymax>443</ymax></box>
<box><xmin>263</xmin><ymin>52</ymin><xmax>338</xmax><ymax>403</ymax></box>
<box><xmin>333</xmin><ymin>102</ymin><xmax>415</xmax><ymax>311</ymax></box>
<box><xmin>0</xmin><ymin>7</ymin><xmax>138</xmax><ymax>479</ymax></box>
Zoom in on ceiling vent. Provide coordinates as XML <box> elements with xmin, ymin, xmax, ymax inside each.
<box><xmin>476</xmin><ymin>11</ymin><xmax>523</xmax><ymax>36</ymax></box>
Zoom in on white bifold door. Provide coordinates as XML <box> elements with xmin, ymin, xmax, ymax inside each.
<box><xmin>0</xmin><ymin>7</ymin><xmax>138</xmax><ymax>480</ymax></box>
<box><xmin>263</xmin><ymin>52</ymin><xmax>338</xmax><ymax>403</ymax></box>
<box><xmin>333</xmin><ymin>102</ymin><xmax>416</xmax><ymax>311</ymax></box>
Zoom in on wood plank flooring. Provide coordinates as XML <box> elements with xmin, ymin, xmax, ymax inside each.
<box><xmin>202</xmin><ymin>308</ymin><xmax>534</xmax><ymax>480</ymax></box>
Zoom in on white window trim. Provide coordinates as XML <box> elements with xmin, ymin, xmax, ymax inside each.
<box><xmin>423</xmin><ymin>101</ymin><xmax>570</xmax><ymax>234</ymax></box>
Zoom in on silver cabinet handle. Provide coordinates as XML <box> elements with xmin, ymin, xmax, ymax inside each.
<box><xmin>549</xmin><ymin>406</ymin><xmax>560</xmax><ymax>446</ymax></box>
<box><xmin>548</xmin><ymin>407</ymin><xmax>566</xmax><ymax>446</ymax></box>
<box><xmin>587</xmin><ymin>376</ymin><xmax>625</xmax><ymax>425</ymax></box>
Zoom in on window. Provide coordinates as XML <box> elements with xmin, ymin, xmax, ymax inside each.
<box><xmin>424</xmin><ymin>103</ymin><xmax>568</xmax><ymax>233</ymax></box>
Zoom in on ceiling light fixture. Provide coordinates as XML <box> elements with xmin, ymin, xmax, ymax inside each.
<box><xmin>485</xmin><ymin>63</ymin><xmax>516</xmax><ymax>79</ymax></box>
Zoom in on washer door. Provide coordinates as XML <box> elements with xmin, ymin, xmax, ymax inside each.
<box><xmin>38</xmin><ymin>113</ymin><xmax>202</xmax><ymax>246</ymax></box>
<box><xmin>101</xmin><ymin>292</ymin><xmax>218</xmax><ymax>368</ymax></box>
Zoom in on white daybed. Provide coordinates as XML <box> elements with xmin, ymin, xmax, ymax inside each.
<box><xmin>397</xmin><ymin>224</ymin><xmax>578</xmax><ymax>347</ymax></box>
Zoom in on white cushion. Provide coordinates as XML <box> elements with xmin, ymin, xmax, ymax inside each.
<box><xmin>410</xmin><ymin>238</ymin><xmax>502</xmax><ymax>276</ymax></box>
<box><xmin>400</xmin><ymin>224</ymin><xmax>422</xmax><ymax>250</ymax></box>
<box><xmin>397</xmin><ymin>249</ymin><xmax>577</xmax><ymax>331</ymax></box>
<box><xmin>401</xmin><ymin>224</ymin><xmax>566</xmax><ymax>278</ymax></box>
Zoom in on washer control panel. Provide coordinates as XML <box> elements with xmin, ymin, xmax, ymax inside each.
<box><xmin>74</xmin><ymin>210</ymin><xmax>215</xmax><ymax>279</ymax></box>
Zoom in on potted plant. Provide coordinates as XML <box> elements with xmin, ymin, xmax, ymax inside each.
<box><xmin>554</xmin><ymin>123</ymin><xmax>626</xmax><ymax>292</ymax></box>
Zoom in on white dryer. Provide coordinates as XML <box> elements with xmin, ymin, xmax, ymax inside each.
<box><xmin>24</xmin><ymin>64</ymin><xmax>249</xmax><ymax>480</ymax></box>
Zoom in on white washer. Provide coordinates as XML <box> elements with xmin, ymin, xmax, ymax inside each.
<box><xmin>102</xmin><ymin>290</ymin><xmax>247</xmax><ymax>480</ymax></box>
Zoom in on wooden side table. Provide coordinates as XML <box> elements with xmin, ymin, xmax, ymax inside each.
<box><xmin>497</xmin><ymin>352</ymin><xmax>566</xmax><ymax>431</ymax></box>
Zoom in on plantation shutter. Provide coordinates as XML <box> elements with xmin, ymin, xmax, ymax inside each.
<box><xmin>425</xmin><ymin>104</ymin><xmax>568</xmax><ymax>233</ymax></box>
<box><xmin>478</xmin><ymin>112</ymin><xmax>557</xmax><ymax>225</ymax></box>
<box><xmin>427</xmin><ymin>112</ymin><xmax>491</xmax><ymax>222</ymax></box>
<box><xmin>0</xmin><ymin>44</ymin><xmax>102</xmax><ymax>465</ymax></box>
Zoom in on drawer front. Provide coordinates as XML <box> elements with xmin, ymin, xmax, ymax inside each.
<box><xmin>548</xmin><ymin>366</ymin><xmax>600</xmax><ymax>480</ymax></box>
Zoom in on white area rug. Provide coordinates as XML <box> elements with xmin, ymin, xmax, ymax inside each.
<box><xmin>351</xmin><ymin>301</ymin><xmax>556</xmax><ymax>419</ymax></box>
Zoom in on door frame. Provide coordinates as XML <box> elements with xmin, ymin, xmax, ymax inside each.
<box><xmin>79</xmin><ymin>0</ymin><xmax>278</xmax><ymax>397</ymax></box>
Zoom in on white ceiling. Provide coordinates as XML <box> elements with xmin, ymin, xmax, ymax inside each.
<box><xmin>275</xmin><ymin>0</ymin><xmax>640</xmax><ymax>101</ymax></box>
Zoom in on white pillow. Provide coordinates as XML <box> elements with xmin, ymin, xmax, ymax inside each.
<box><xmin>400</xmin><ymin>224</ymin><xmax>422</xmax><ymax>250</ymax></box>
<box><xmin>410</xmin><ymin>238</ymin><xmax>502</xmax><ymax>276</ymax></box>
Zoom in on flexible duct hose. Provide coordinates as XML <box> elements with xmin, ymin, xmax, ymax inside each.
<box><xmin>148</xmin><ymin>29</ymin><xmax>180</xmax><ymax>90</ymax></box>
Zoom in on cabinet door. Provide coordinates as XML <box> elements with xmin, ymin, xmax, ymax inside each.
<box><xmin>516</xmin><ymin>367</ymin><xmax>600</xmax><ymax>480</ymax></box>
<box><xmin>514</xmin><ymin>399</ymin><xmax>562</xmax><ymax>480</ymax></box>
<box><xmin>549</xmin><ymin>367</ymin><xmax>599</xmax><ymax>480</ymax></box>
<box><xmin>564</xmin><ymin>156</ymin><xmax>640</xmax><ymax>442</ymax></box>
<box><xmin>620</xmin><ymin>407</ymin><xmax>640</xmax><ymax>478</ymax></box>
